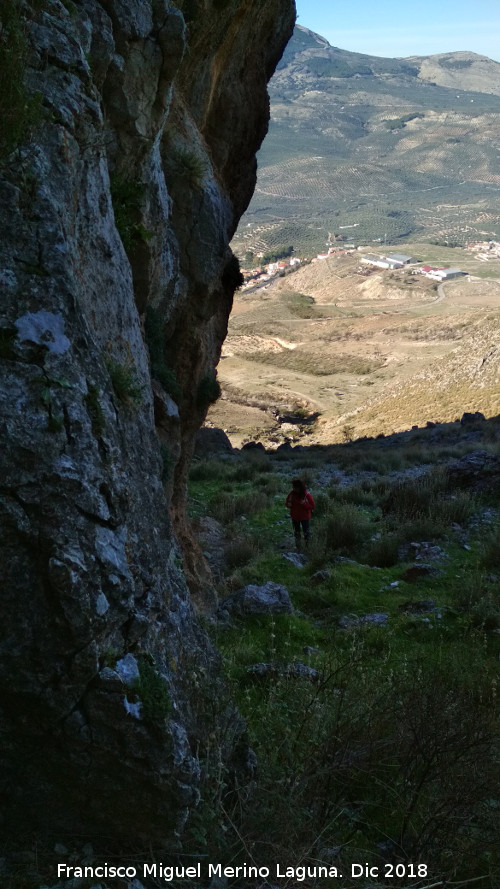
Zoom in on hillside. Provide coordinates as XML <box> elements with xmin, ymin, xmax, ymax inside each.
<box><xmin>232</xmin><ymin>26</ymin><xmax>500</xmax><ymax>258</ymax></box>
<box><xmin>208</xmin><ymin>245</ymin><xmax>500</xmax><ymax>445</ymax></box>
<box><xmin>187</xmin><ymin>422</ymin><xmax>500</xmax><ymax>886</ymax></box>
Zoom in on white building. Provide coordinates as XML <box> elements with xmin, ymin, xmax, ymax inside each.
<box><xmin>361</xmin><ymin>254</ymin><xmax>404</xmax><ymax>269</ymax></box>
<box><xmin>426</xmin><ymin>268</ymin><xmax>464</xmax><ymax>281</ymax></box>
<box><xmin>386</xmin><ymin>253</ymin><xmax>414</xmax><ymax>264</ymax></box>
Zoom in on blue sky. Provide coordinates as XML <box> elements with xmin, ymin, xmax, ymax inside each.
<box><xmin>295</xmin><ymin>0</ymin><xmax>500</xmax><ymax>62</ymax></box>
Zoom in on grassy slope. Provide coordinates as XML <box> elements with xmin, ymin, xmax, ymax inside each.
<box><xmin>187</xmin><ymin>428</ymin><xmax>500</xmax><ymax>885</ymax></box>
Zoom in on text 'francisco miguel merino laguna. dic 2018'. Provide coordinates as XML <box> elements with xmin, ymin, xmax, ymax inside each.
<box><xmin>57</xmin><ymin>862</ymin><xmax>430</xmax><ymax>881</ymax></box>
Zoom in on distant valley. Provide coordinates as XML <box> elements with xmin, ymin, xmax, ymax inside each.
<box><xmin>231</xmin><ymin>26</ymin><xmax>500</xmax><ymax>260</ymax></box>
<box><xmin>209</xmin><ymin>244</ymin><xmax>500</xmax><ymax>445</ymax></box>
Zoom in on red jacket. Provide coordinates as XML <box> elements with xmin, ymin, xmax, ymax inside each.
<box><xmin>286</xmin><ymin>490</ymin><xmax>315</xmax><ymax>521</ymax></box>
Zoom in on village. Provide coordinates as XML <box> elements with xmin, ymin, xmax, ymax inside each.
<box><xmin>238</xmin><ymin>238</ymin><xmax>499</xmax><ymax>290</ymax></box>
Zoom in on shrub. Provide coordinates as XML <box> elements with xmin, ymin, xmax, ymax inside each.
<box><xmin>144</xmin><ymin>306</ymin><xmax>181</xmax><ymax>401</ymax></box>
<box><xmin>244</xmin><ymin>452</ymin><xmax>272</xmax><ymax>473</ymax></box>
<box><xmin>336</xmin><ymin>483</ymin><xmax>378</xmax><ymax>507</ymax></box>
<box><xmin>0</xmin><ymin>1</ymin><xmax>44</xmax><ymax>160</ymax></box>
<box><xmin>224</xmin><ymin>538</ymin><xmax>259</xmax><ymax>570</ymax></box>
<box><xmin>480</xmin><ymin>526</ymin><xmax>500</xmax><ymax>571</ymax></box>
<box><xmin>105</xmin><ymin>357</ymin><xmax>142</xmax><ymax>405</ymax></box>
<box><xmin>0</xmin><ymin>327</ymin><xmax>16</xmax><ymax>360</ymax></box>
<box><xmin>110</xmin><ymin>176</ymin><xmax>150</xmax><ymax>254</ymax></box>
<box><xmin>209</xmin><ymin>490</ymin><xmax>267</xmax><ymax>524</ymax></box>
<box><xmin>172</xmin><ymin>147</ymin><xmax>206</xmax><ymax>187</ymax></box>
<box><xmin>196</xmin><ymin>373</ymin><xmax>221</xmax><ymax>409</ymax></box>
<box><xmin>324</xmin><ymin>504</ymin><xmax>370</xmax><ymax>553</ymax></box>
<box><xmin>382</xmin><ymin>469</ymin><xmax>448</xmax><ymax>518</ymax></box>
<box><xmin>313</xmin><ymin>492</ymin><xmax>330</xmax><ymax>516</ymax></box>
<box><xmin>364</xmin><ymin>533</ymin><xmax>401</xmax><ymax>567</ymax></box>
<box><xmin>160</xmin><ymin>443</ymin><xmax>174</xmax><ymax>483</ymax></box>
<box><xmin>230</xmin><ymin>463</ymin><xmax>257</xmax><ymax>483</ymax></box>
<box><xmin>189</xmin><ymin>460</ymin><xmax>227</xmax><ymax>482</ymax></box>
<box><xmin>222</xmin><ymin>254</ymin><xmax>244</xmax><ymax>291</ymax></box>
<box><xmin>134</xmin><ymin>656</ymin><xmax>171</xmax><ymax>726</ymax></box>
<box><xmin>84</xmin><ymin>384</ymin><xmax>105</xmax><ymax>436</ymax></box>
<box><xmin>232</xmin><ymin>650</ymin><xmax>499</xmax><ymax>878</ymax></box>
<box><xmin>256</xmin><ymin>474</ymin><xmax>283</xmax><ymax>494</ymax></box>
<box><xmin>469</xmin><ymin>592</ymin><xmax>500</xmax><ymax>631</ymax></box>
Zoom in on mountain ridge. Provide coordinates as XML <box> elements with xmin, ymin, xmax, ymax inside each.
<box><xmin>232</xmin><ymin>25</ymin><xmax>500</xmax><ymax>259</ymax></box>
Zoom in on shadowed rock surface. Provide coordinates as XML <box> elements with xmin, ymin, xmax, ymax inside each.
<box><xmin>0</xmin><ymin>0</ymin><xmax>295</xmax><ymax>847</ymax></box>
<box><xmin>219</xmin><ymin>581</ymin><xmax>294</xmax><ymax>616</ymax></box>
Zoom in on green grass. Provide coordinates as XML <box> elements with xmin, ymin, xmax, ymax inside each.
<box><xmin>187</xmin><ymin>436</ymin><xmax>500</xmax><ymax>880</ymax></box>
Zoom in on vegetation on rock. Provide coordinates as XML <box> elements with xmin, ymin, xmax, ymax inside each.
<box><xmin>109</xmin><ymin>176</ymin><xmax>151</xmax><ymax>255</ymax></box>
<box><xmin>0</xmin><ymin>0</ymin><xmax>44</xmax><ymax>160</ymax></box>
<box><xmin>105</xmin><ymin>356</ymin><xmax>142</xmax><ymax>405</ymax></box>
<box><xmin>145</xmin><ymin>306</ymin><xmax>182</xmax><ymax>401</ymax></box>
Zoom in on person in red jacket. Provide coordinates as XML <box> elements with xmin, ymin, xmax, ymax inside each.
<box><xmin>285</xmin><ymin>478</ymin><xmax>315</xmax><ymax>549</ymax></box>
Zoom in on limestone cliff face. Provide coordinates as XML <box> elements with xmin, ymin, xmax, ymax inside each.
<box><xmin>0</xmin><ymin>0</ymin><xmax>294</xmax><ymax>845</ymax></box>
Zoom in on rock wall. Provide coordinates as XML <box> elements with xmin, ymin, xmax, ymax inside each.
<box><xmin>0</xmin><ymin>0</ymin><xmax>294</xmax><ymax>846</ymax></box>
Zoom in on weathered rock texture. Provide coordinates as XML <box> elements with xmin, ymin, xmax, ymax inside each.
<box><xmin>0</xmin><ymin>0</ymin><xmax>294</xmax><ymax>846</ymax></box>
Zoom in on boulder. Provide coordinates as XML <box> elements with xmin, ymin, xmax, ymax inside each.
<box><xmin>246</xmin><ymin>661</ymin><xmax>319</xmax><ymax>681</ymax></box>
<box><xmin>460</xmin><ymin>411</ymin><xmax>485</xmax><ymax>425</ymax></box>
<box><xmin>283</xmin><ymin>552</ymin><xmax>308</xmax><ymax>568</ymax></box>
<box><xmin>309</xmin><ymin>569</ymin><xmax>331</xmax><ymax>585</ymax></box>
<box><xmin>399</xmin><ymin>600</ymin><xmax>436</xmax><ymax>614</ymax></box>
<box><xmin>398</xmin><ymin>541</ymin><xmax>448</xmax><ymax>563</ymax></box>
<box><xmin>448</xmin><ymin>450</ymin><xmax>500</xmax><ymax>490</ymax></box>
<box><xmin>401</xmin><ymin>563</ymin><xmax>438</xmax><ymax>583</ymax></box>
<box><xmin>242</xmin><ymin>440</ymin><xmax>265</xmax><ymax>451</ymax></box>
<box><xmin>194</xmin><ymin>427</ymin><xmax>233</xmax><ymax>456</ymax></box>
<box><xmin>220</xmin><ymin>582</ymin><xmax>293</xmax><ymax>616</ymax></box>
<box><xmin>339</xmin><ymin>613</ymin><xmax>389</xmax><ymax>629</ymax></box>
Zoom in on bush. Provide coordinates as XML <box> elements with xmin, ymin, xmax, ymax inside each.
<box><xmin>196</xmin><ymin>373</ymin><xmax>221</xmax><ymax>409</ymax></box>
<box><xmin>144</xmin><ymin>306</ymin><xmax>181</xmax><ymax>401</ymax></box>
<box><xmin>209</xmin><ymin>490</ymin><xmax>267</xmax><ymax>524</ymax></box>
<box><xmin>110</xmin><ymin>176</ymin><xmax>151</xmax><ymax>254</ymax></box>
<box><xmin>84</xmin><ymin>384</ymin><xmax>105</xmax><ymax>436</ymax></box>
<box><xmin>364</xmin><ymin>533</ymin><xmax>401</xmax><ymax>567</ymax></box>
<box><xmin>134</xmin><ymin>657</ymin><xmax>171</xmax><ymax>726</ymax></box>
<box><xmin>105</xmin><ymin>357</ymin><xmax>142</xmax><ymax>405</ymax></box>
<box><xmin>0</xmin><ymin>327</ymin><xmax>16</xmax><ymax>360</ymax></box>
<box><xmin>480</xmin><ymin>527</ymin><xmax>500</xmax><ymax>571</ymax></box>
<box><xmin>224</xmin><ymin>538</ymin><xmax>259</xmax><ymax>570</ymax></box>
<box><xmin>172</xmin><ymin>147</ymin><xmax>206</xmax><ymax>187</ymax></box>
<box><xmin>324</xmin><ymin>504</ymin><xmax>370</xmax><ymax>553</ymax></box>
<box><xmin>0</xmin><ymin>1</ymin><xmax>43</xmax><ymax>160</ymax></box>
<box><xmin>189</xmin><ymin>460</ymin><xmax>227</xmax><ymax>482</ymax></box>
<box><xmin>232</xmin><ymin>651</ymin><xmax>499</xmax><ymax>878</ymax></box>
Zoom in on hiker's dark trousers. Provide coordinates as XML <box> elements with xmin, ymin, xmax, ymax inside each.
<box><xmin>292</xmin><ymin>519</ymin><xmax>310</xmax><ymax>541</ymax></box>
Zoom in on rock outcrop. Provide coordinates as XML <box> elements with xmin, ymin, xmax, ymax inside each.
<box><xmin>0</xmin><ymin>0</ymin><xmax>294</xmax><ymax>847</ymax></box>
